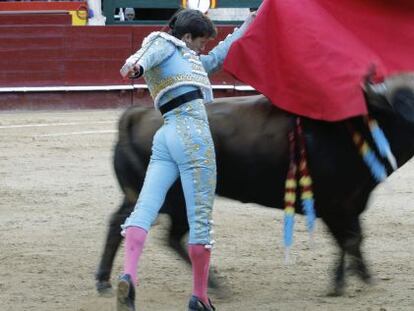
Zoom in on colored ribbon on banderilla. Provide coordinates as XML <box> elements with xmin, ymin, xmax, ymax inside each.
<box><xmin>365</xmin><ymin>116</ymin><xmax>397</xmax><ymax>171</ymax></box>
<box><xmin>348</xmin><ymin>116</ymin><xmax>397</xmax><ymax>183</ymax></box>
<box><xmin>283</xmin><ymin>117</ymin><xmax>316</xmax><ymax>264</ymax></box>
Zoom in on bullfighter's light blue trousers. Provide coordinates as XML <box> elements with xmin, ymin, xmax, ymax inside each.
<box><xmin>121</xmin><ymin>99</ymin><xmax>216</xmax><ymax>246</ymax></box>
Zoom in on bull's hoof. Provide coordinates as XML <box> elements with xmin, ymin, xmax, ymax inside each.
<box><xmin>356</xmin><ymin>269</ymin><xmax>373</xmax><ymax>285</ymax></box>
<box><xmin>96</xmin><ymin>280</ymin><xmax>113</xmax><ymax>297</ymax></box>
<box><xmin>207</xmin><ymin>269</ymin><xmax>232</xmax><ymax>299</ymax></box>
<box><xmin>209</xmin><ymin>282</ymin><xmax>232</xmax><ymax>300</ymax></box>
<box><xmin>347</xmin><ymin>259</ymin><xmax>372</xmax><ymax>285</ymax></box>
<box><xmin>327</xmin><ymin>281</ymin><xmax>345</xmax><ymax>297</ymax></box>
<box><xmin>327</xmin><ymin>288</ymin><xmax>344</xmax><ymax>297</ymax></box>
<box><xmin>207</xmin><ymin>267</ymin><xmax>224</xmax><ymax>290</ymax></box>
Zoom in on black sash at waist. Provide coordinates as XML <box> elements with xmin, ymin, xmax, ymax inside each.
<box><xmin>159</xmin><ymin>89</ymin><xmax>203</xmax><ymax>116</ymax></box>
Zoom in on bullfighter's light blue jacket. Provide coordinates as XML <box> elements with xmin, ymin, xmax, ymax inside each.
<box><xmin>124</xmin><ymin>20</ymin><xmax>252</xmax><ymax>109</ymax></box>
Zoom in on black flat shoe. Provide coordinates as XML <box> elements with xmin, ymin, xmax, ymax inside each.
<box><xmin>188</xmin><ymin>295</ymin><xmax>216</xmax><ymax>311</ymax></box>
<box><xmin>117</xmin><ymin>274</ymin><xmax>135</xmax><ymax>311</ymax></box>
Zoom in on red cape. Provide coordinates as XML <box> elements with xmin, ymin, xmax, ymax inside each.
<box><xmin>223</xmin><ymin>0</ymin><xmax>414</xmax><ymax>121</ymax></box>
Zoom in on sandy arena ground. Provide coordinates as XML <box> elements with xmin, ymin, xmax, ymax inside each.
<box><xmin>0</xmin><ymin>109</ymin><xmax>413</xmax><ymax>311</ymax></box>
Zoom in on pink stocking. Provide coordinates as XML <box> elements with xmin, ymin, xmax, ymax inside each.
<box><xmin>123</xmin><ymin>226</ymin><xmax>148</xmax><ymax>285</ymax></box>
<box><xmin>188</xmin><ymin>244</ymin><xmax>211</xmax><ymax>305</ymax></box>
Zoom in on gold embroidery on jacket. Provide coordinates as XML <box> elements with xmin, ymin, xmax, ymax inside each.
<box><xmin>147</xmin><ymin>73</ymin><xmax>210</xmax><ymax>99</ymax></box>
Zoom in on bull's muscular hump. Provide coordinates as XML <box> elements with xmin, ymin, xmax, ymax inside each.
<box><xmin>96</xmin><ymin>74</ymin><xmax>414</xmax><ymax>296</ymax></box>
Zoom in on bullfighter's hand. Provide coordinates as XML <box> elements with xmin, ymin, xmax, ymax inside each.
<box><xmin>120</xmin><ymin>63</ymin><xmax>141</xmax><ymax>79</ymax></box>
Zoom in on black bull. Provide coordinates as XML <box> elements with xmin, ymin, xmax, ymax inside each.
<box><xmin>96</xmin><ymin>74</ymin><xmax>414</xmax><ymax>296</ymax></box>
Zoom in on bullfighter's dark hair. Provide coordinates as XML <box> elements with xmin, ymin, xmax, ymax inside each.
<box><xmin>168</xmin><ymin>9</ymin><xmax>217</xmax><ymax>40</ymax></box>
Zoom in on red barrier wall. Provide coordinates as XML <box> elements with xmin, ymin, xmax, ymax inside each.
<box><xmin>0</xmin><ymin>25</ymin><xmax>237</xmax><ymax>88</ymax></box>
<box><xmin>0</xmin><ymin>25</ymin><xmax>252</xmax><ymax>110</ymax></box>
<box><xmin>0</xmin><ymin>13</ymin><xmax>72</xmax><ymax>26</ymax></box>
<box><xmin>0</xmin><ymin>1</ymin><xmax>87</xmax><ymax>11</ymax></box>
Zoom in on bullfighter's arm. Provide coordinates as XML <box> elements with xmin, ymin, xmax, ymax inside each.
<box><xmin>200</xmin><ymin>12</ymin><xmax>256</xmax><ymax>75</ymax></box>
<box><xmin>120</xmin><ymin>35</ymin><xmax>175</xmax><ymax>78</ymax></box>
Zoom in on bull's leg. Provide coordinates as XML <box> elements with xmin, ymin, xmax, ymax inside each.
<box><xmin>168</xmin><ymin>214</ymin><xmax>190</xmax><ymax>264</ymax></box>
<box><xmin>343</xmin><ymin>219</ymin><xmax>372</xmax><ymax>284</ymax></box>
<box><xmin>330</xmin><ymin>226</ymin><xmax>371</xmax><ymax>296</ymax></box>
<box><xmin>165</xmin><ymin>184</ymin><xmax>191</xmax><ymax>265</ymax></box>
<box><xmin>338</xmin><ymin>192</ymin><xmax>372</xmax><ymax>285</ymax></box>
<box><xmin>321</xmin><ymin>212</ymin><xmax>361</xmax><ymax>295</ymax></box>
<box><xmin>321</xmin><ymin>195</ymin><xmax>372</xmax><ymax>296</ymax></box>
<box><xmin>95</xmin><ymin>198</ymin><xmax>133</xmax><ymax>295</ymax></box>
<box><xmin>332</xmin><ymin>250</ymin><xmax>346</xmax><ymax>296</ymax></box>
